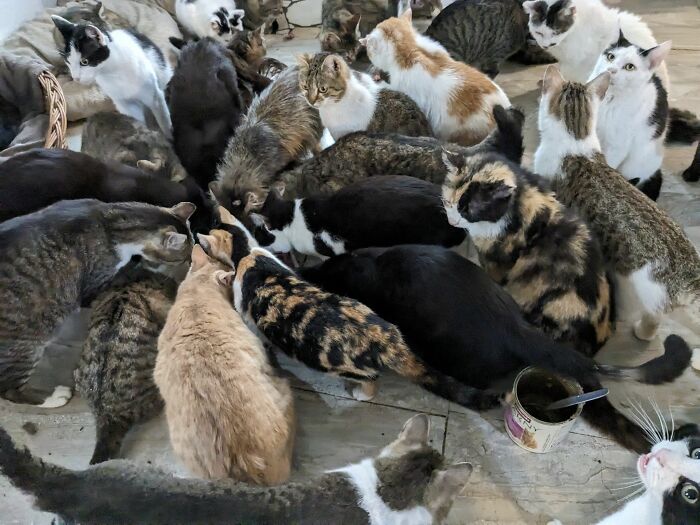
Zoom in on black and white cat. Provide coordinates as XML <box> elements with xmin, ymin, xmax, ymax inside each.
<box><xmin>175</xmin><ymin>0</ymin><xmax>246</xmax><ymax>42</ymax></box>
<box><xmin>249</xmin><ymin>176</ymin><xmax>465</xmax><ymax>258</ymax></box>
<box><xmin>51</xmin><ymin>16</ymin><xmax>173</xmax><ymax>138</ymax></box>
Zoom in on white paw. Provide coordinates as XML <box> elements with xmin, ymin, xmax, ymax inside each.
<box><xmin>38</xmin><ymin>385</ymin><xmax>72</xmax><ymax>408</ymax></box>
<box><xmin>632</xmin><ymin>320</ymin><xmax>655</xmax><ymax>341</ymax></box>
<box><xmin>692</xmin><ymin>348</ymin><xmax>700</xmax><ymax>371</ymax></box>
<box><xmin>351</xmin><ymin>385</ymin><xmax>374</xmax><ymax>402</ymax></box>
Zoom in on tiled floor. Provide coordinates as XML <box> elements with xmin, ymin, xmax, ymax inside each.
<box><xmin>2</xmin><ymin>1</ymin><xmax>699</xmax><ymax>524</ymax></box>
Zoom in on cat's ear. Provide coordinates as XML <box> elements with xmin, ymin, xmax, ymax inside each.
<box><xmin>322</xmin><ymin>54</ymin><xmax>344</xmax><ymax>73</ymax></box>
<box><xmin>164</xmin><ymin>232</ymin><xmax>189</xmax><ymax>250</ymax></box>
<box><xmin>51</xmin><ymin>15</ymin><xmax>76</xmax><ymax>43</ymax></box>
<box><xmin>249</xmin><ymin>213</ymin><xmax>269</xmax><ymax>229</ymax></box>
<box><xmin>190</xmin><ymin>244</ymin><xmax>210</xmax><ymax>269</ymax></box>
<box><xmin>397</xmin><ymin>414</ymin><xmax>430</xmax><ymax>446</ymax></box>
<box><xmin>399</xmin><ymin>8</ymin><xmax>413</xmax><ymax>22</ymax></box>
<box><xmin>170</xmin><ymin>162</ymin><xmax>188</xmax><ymax>182</ymax></box>
<box><xmin>210</xmin><ymin>16</ymin><xmax>223</xmax><ymax>33</ymax></box>
<box><xmin>441</xmin><ymin>149</ymin><xmax>465</xmax><ymax>181</ymax></box>
<box><xmin>340</xmin><ymin>13</ymin><xmax>361</xmax><ymax>34</ymax></box>
<box><xmin>169</xmin><ymin>36</ymin><xmax>188</xmax><ymax>50</ymax></box>
<box><xmin>196</xmin><ymin>233</ymin><xmax>218</xmax><ymax>256</ymax></box>
<box><xmin>85</xmin><ymin>24</ymin><xmax>106</xmax><ymax>46</ymax></box>
<box><xmin>296</xmin><ymin>53</ymin><xmax>313</xmax><ymax>69</ymax></box>
<box><xmin>215</xmin><ymin>270</ymin><xmax>235</xmax><ymax>287</ymax></box>
<box><xmin>521</xmin><ymin>1</ymin><xmax>536</xmax><ymax>15</ymax></box>
<box><xmin>557</xmin><ymin>0</ymin><xmax>575</xmax><ymax>20</ymax></box>
<box><xmin>169</xmin><ymin>202</ymin><xmax>196</xmax><ymax>222</ymax></box>
<box><xmin>322</xmin><ymin>32</ymin><xmax>341</xmax><ymax>47</ymax></box>
<box><xmin>253</xmin><ymin>25</ymin><xmax>264</xmax><ymax>38</ymax></box>
<box><xmin>218</xmin><ymin>205</ymin><xmax>236</xmax><ymax>225</ymax></box>
<box><xmin>94</xmin><ymin>1</ymin><xmax>104</xmax><ymax>17</ymax></box>
<box><xmin>586</xmin><ymin>71</ymin><xmax>611</xmax><ymax>100</ymax></box>
<box><xmin>271</xmin><ymin>180</ymin><xmax>286</xmax><ymax>198</ymax></box>
<box><xmin>542</xmin><ymin>65</ymin><xmax>565</xmax><ymax>94</ymax></box>
<box><xmin>642</xmin><ymin>41</ymin><xmax>671</xmax><ymax>71</ymax></box>
<box><xmin>208</xmin><ymin>181</ymin><xmax>224</xmax><ymax>205</ymax></box>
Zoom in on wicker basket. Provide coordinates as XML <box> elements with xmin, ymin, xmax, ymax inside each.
<box><xmin>37</xmin><ymin>69</ymin><xmax>68</xmax><ymax>150</ymax></box>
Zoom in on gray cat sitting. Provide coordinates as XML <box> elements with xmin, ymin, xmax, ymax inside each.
<box><xmin>0</xmin><ymin>200</ymin><xmax>194</xmax><ymax>407</ymax></box>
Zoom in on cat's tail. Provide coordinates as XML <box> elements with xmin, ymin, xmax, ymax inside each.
<box><xmin>481</xmin><ymin>106</ymin><xmax>525</xmax><ymax>164</ymax></box>
<box><xmin>666</xmin><ymin>108</ymin><xmax>700</xmax><ymax>145</ymax></box>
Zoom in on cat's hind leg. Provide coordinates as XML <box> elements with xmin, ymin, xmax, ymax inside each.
<box><xmin>616</xmin><ymin>264</ymin><xmax>668</xmax><ymax>341</ymax></box>
<box><xmin>682</xmin><ymin>142</ymin><xmax>700</xmax><ymax>182</ymax></box>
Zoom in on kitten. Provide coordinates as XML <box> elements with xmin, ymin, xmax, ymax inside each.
<box><xmin>175</xmin><ymin>0</ymin><xmax>246</xmax><ymax>42</ymax></box>
<box><xmin>278</xmin><ymin>105</ymin><xmax>525</xmax><ymax>197</ymax></box>
<box><xmin>166</xmin><ymin>38</ymin><xmax>245</xmax><ymax>190</ymax></box>
<box><xmin>154</xmin><ymin>244</ymin><xmax>294</xmax><ymax>483</ymax></box>
<box><xmin>52</xmin><ymin>16</ymin><xmax>173</xmax><ymax>138</ymax></box>
<box><xmin>210</xmin><ymin>67</ymin><xmax>324</xmax><ymax>219</ymax></box>
<box><xmin>75</xmin><ymin>266</ymin><xmax>180</xmax><ymax>464</ymax></box>
<box><xmin>250</xmin><ymin>176</ymin><xmax>465</xmax><ymax>257</ymax></box>
<box><xmin>0</xmin><ymin>414</ymin><xmax>473</xmax><ymax>525</ymax></box>
<box><xmin>230</xmin><ymin>245</ymin><xmax>503</xmax><ymax>409</ymax></box>
<box><xmin>298</xmin><ymin>52</ymin><xmax>433</xmax><ymax>140</ymax></box>
<box><xmin>361</xmin><ymin>9</ymin><xmax>511</xmax><ymax>146</ymax></box>
<box><xmin>0</xmin><ymin>200</ymin><xmax>194</xmax><ymax>406</ymax></box>
<box><xmin>81</xmin><ymin>112</ymin><xmax>186</xmax><ymax>181</ymax></box>
<box><xmin>534</xmin><ymin>66</ymin><xmax>700</xmax><ymax>341</ymax></box>
<box><xmin>301</xmin><ymin>244</ymin><xmax>695</xmax><ymax>453</ymax></box>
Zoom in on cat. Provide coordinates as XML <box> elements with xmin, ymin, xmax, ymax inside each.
<box><xmin>175</xmin><ymin>0</ymin><xmax>246</xmax><ymax>42</ymax></box>
<box><xmin>667</xmin><ymin>108</ymin><xmax>700</xmax><ymax>183</ymax></box>
<box><xmin>441</xmin><ymin>151</ymin><xmax>613</xmax><ymax>356</ymax></box>
<box><xmin>277</xmin><ymin>105</ymin><xmax>524</xmax><ymax>198</ymax></box>
<box><xmin>155</xmin><ymin>243</ymin><xmax>294</xmax><ymax>483</ymax></box>
<box><xmin>298</xmin><ymin>52</ymin><xmax>433</xmax><ymax>140</ymax></box>
<box><xmin>166</xmin><ymin>38</ymin><xmax>245</xmax><ymax>190</ymax></box>
<box><xmin>81</xmin><ymin>112</ymin><xmax>186</xmax><ymax>181</ymax></box>
<box><xmin>300</xmin><ymin>244</ymin><xmax>695</xmax><ymax>453</ymax></box>
<box><xmin>249</xmin><ymin>176</ymin><xmax>465</xmax><ymax>257</ymax></box>
<box><xmin>75</xmin><ymin>266</ymin><xmax>180</xmax><ymax>465</ymax></box>
<box><xmin>0</xmin><ymin>200</ymin><xmax>194</xmax><ymax>406</ymax></box>
<box><xmin>361</xmin><ymin>9</ymin><xmax>511</xmax><ymax>146</ymax></box>
<box><xmin>0</xmin><ymin>414</ymin><xmax>473</xmax><ymax>524</ymax></box>
<box><xmin>51</xmin><ymin>16</ymin><xmax>173</xmax><ymax>138</ymax></box>
<box><xmin>210</xmin><ymin>67</ymin><xmax>324</xmax><ymax>219</ymax></box>
<box><xmin>533</xmin><ymin>66</ymin><xmax>700</xmax><ymax>341</ymax></box>
<box><xmin>587</xmin><ymin>31</ymin><xmax>671</xmax><ymax>200</ymax></box>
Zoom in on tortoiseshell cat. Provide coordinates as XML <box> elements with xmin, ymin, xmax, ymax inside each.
<box><xmin>0</xmin><ymin>414</ymin><xmax>473</xmax><ymax>524</ymax></box>
<box><xmin>441</xmin><ymin>151</ymin><xmax>613</xmax><ymax>356</ymax></box>
<box><xmin>0</xmin><ymin>200</ymin><xmax>194</xmax><ymax>406</ymax></box>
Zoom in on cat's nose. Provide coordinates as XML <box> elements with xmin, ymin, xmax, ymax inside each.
<box><xmin>607</xmin><ymin>68</ymin><xmax>618</xmax><ymax>75</ymax></box>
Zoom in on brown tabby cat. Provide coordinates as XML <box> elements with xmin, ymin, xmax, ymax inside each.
<box><xmin>441</xmin><ymin>151</ymin><xmax>613</xmax><ymax>356</ymax></box>
<box><xmin>534</xmin><ymin>66</ymin><xmax>700</xmax><ymax>341</ymax></box>
<box><xmin>298</xmin><ymin>52</ymin><xmax>432</xmax><ymax>140</ymax></box>
<box><xmin>154</xmin><ymin>244</ymin><xmax>294</xmax><ymax>483</ymax></box>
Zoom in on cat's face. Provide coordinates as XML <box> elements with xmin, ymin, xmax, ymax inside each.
<box><xmin>363</xmin><ymin>11</ymin><xmax>415</xmax><ymax>72</ymax></box>
<box><xmin>248</xmin><ymin>188</ymin><xmax>293</xmax><ymax>252</ymax></box>
<box><xmin>229</xmin><ymin>27</ymin><xmax>266</xmax><ymax>64</ymax></box>
<box><xmin>320</xmin><ymin>13</ymin><xmax>362</xmax><ymax>62</ymax></box>
<box><xmin>188</xmin><ymin>244</ymin><xmax>234</xmax><ymax>293</ymax></box>
<box><xmin>523</xmin><ymin>0</ymin><xmax>576</xmax><ymax>50</ymax></box>
<box><xmin>298</xmin><ymin>53</ymin><xmax>350</xmax><ymax>107</ymax></box>
<box><xmin>209</xmin><ymin>7</ymin><xmax>246</xmax><ymax>42</ymax></box>
<box><xmin>51</xmin><ymin>16</ymin><xmax>109</xmax><ymax>84</ymax></box>
<box><xmin>198</xmin><ymin>206</ymin><xmax>261</xmax><ymax>267</ymax></box>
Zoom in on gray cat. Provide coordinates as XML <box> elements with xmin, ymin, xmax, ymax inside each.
<box><xmin>0</xmin><ymin>414</ymin><xmax>473</xmax><ymax>525</ymax></box>
<box><xmin>0</xmin><ymin>200</ymin><xmax>194</xmax><ymax>407</ymax></box>
<box><xmin>81</xmin><ymin>112</ymin><xmax>187</xmax><ymax>181</ymax></box>
<box><xmin>75</xmin><ymin>266</ymin><xmax>180</xmax><ymax>465</ymax></box>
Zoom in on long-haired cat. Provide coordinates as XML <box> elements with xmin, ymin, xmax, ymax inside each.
<box><xmin>361</xmin><ymin>9</ymin><xmax>511</xmax><ymax>146</ymax></box>
<box><xmin>441</xmin><ymin>151</ymin><xmax>613</xmax><ymax>356</ymax></box>
<box><xmin>155</xmin><ymin>244</ymin><xmax>294</xmax><ymax>483</ymax></box>
<box><xmin>0</xmin><ymin>200</ymin><xmax>194</xmax><ymax>406</ymax></box>
<box><xmin>175</xmin><ymin>0</ymin><xmax>246</xmax><ymax>42</ymax></box>
<box><xmin>0</xmin><ymin>414</ymin><xmax>473</xmax><ymax>525</ymax></box>
<box><xmin>298</xmin><ymin>52</ymin><xmax>432</xmax><ymax>140</ymax></box>
<box><xmin>51</xmin><ymin>16</ymin><xmax>173</xmax><ymax>137</ymax></box>
<box><xmin>534</xmin><ymin>66</ymin><xmax>700</xmax><ymax>341</ymax></box>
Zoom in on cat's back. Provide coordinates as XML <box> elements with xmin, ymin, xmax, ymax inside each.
<box><xmin>110</xmin><ymin>28</ymin><xmax>171</xmax><ymax>82</ymax></box>
<box><xmin>369</xmin><ymin>88</ymin><xmax>433</xmax><ymax>137</ymax></box>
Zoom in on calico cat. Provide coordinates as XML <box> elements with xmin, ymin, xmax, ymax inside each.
<box><xmin>75</xmin><ymin>266</ymin><xmax>180</xmax><ymax>465</ymax></box>
<box><xmin>441</xmin><ymin>151</ymin><xmax>612</xmax><ymax>356</ymax></box>
<box><xmin>300</xmin><ymin>244</ymin><xmax>695</xmax><ymax>453</ymax></box>
<box><xmin>81</xmin><ymin>112</ymin><xmax>186</xmax><ymax>181</ymax></box>
<box><xmin>167</xmin><ymin>38</ymin><xmax>245</xmax><ymax>190</ymax></box>
<box><xmin>51</xmin><ymin>16</ymin><xmax>173</xmax><ymax>138</ymax></box>
<box><xmin>175</xmin><ymin>0</ymin><xmax>246</xmax><ymax>42</ymax></box>
<box><xmin>277</xmin><ymin>105</ymin><xmax>524</xmax><ymax>197</ymax></box>
<box><xmin>250</xmin><ymin>176</ymin><xmax>465</xmax><ymax>257</ymax></box>
<box><xmin>587</xmin><ymin>31</ymin><xmax>671</xmax><ymax>200</ymax></box>
<box><xmin>298</xmin><ymin>52</ymin><xmax>433</xmax><ymax>140</ymax></box>
<box><xmin>0</xmin><ymin>414</ymin><xmax>472</xmax><ymax>524</ymax></box>
<box><xmin>361</xmin><ymin>10</ymin><xmax>511</xmax><ymax>146</ymax></box>
<box><xmin>230</xmin><ymin>246</ymin><xmax>503</xmax><ymax>409</ymax></box>
<box><xmin>0</xmin><ymin>200</ymin><xmax>194</xmax><ymax>406</ymax></box>
<box><xmin>210</xmin><ymin>67</ymin><xmax>323</xmax><ymax>219</ymax></box>
<box><xmin>155</xmin><ymin>244</ymin><xmax>294</xmax><ymax>483</ymax></box>
<box><xmin>534</xmin><ymin>67</ymin><xmax>700</xmax><ymax>341</ymax></box>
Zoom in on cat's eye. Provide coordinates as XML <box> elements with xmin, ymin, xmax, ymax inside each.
<box><xmin>80</xmin><ymin>58</ymin><xmax>88</xmax><ymax>66</ymax></box>
<box><xmin>319</xmin><ymin>86</ymin><xmax>327</xmax><ymax>93</ymax></box>
<box><xmin>606</xmin><ymin>53</ymin><xmax>615</xmax><ymax>61</ymax></box>
<box><xmin>624</xmin><ymin>63</ymin><xmax>636</xmax><ymax>71</ymax></box>
<box><xmin>681</xmin><ymin>483</ymin><xmax>699</xmax><ymax>504</ymax></box>
<box><xmin>691</xmin><ymin>447</ymin><xmax>700</xmax><ymax>459</ymax></box>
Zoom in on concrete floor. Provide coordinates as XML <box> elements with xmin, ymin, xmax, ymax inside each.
<box><xmin>2</xmin><ymin>1</ymin><xmax>699</xmax><ymax>524</ymax></box>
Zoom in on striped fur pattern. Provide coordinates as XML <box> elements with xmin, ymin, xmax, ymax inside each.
<box><xmin>441</xmin><ymin>152</ymin><xmax>613</xmax><ymax>356</ymax></box>
<box><xmin>320</xmin><ymin>0</ymin><xmax>392</xmax><ymax>61</ymax></box>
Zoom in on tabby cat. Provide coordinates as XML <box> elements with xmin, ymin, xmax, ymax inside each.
<box><xmin>0</xmin><ymin>415</ymin><xmax>472</xmax><ymax>524</ymax></box>
<box><xmin>534</xmin><ymin>66</ymin><xmax>700</xmax><ymax>341</ymax></box>
<box><xmin>298</xmin><ymin>52</ymin><xmax>432</xmax><ymax>140</ymax></box>
<box><xmin>75</xmin><ymin>266</ymin><xmax>180</xmax><ymax>464</ymax></box>
<box><xmin>441</xmin><ymin>151</ymin><xmax>612</xmax><ymax>356</ymax></box>
<box><xmin>0</xmin><ymin>200</ymin><xmax>194</xmax><ymax>406</ymax></box>
<box><xmin>155</xmin><ymin>244</ymin><xmax>294</xmax><ymax>483</ymax></box>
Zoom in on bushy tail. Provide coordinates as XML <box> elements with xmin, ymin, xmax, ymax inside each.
<box><xmin>666</xmin><ymin>108</ymin><xmax>700</xmax><ymax>145</ymax></box>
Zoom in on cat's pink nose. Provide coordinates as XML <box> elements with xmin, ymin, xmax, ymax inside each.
<box><xmin>650</xmin><ymin>448</ymin><xmax>672</xmax><ymax>467</ymax></box>
<box><xmin>607</xmin><ymin>68</ymin><xmax>618</xmax><ymax>75</ymax></box>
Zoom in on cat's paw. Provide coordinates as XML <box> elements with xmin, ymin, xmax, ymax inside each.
<box><xmin>633</xmin><ymin>319</ymin><xmax>657</xmax><ymax>341</ymax></box>
<box><xmin>38</xmin><ymin>385</ymin><xmax>72</xmax><ymax>408</ymax></box>
<box><xmin>691</xmin><ymin>348</ymin><xmax>700</xmax><ymax>371</ymax></box>
<box><xmin>346</xmin><ymin>380</ymin><xmax>377</xmax><ymax>401</ymax></box>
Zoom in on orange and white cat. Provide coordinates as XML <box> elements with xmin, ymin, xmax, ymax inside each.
<box><xmin>361</xmin><ymin>9</ymin><xmax>511</xmax><ymax>146</ymax></box>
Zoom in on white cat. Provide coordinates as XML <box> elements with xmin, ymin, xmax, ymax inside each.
<box><xmin>175</xmin><ymin>0</ymin><xmax>246</xmax><ymax>42</ymax></box>
<box><xmin>52</xmin><ymin>16</ymin><xmax>173</xmax><ymax>138</ymax></box>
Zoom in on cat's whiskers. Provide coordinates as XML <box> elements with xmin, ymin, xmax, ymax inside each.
<box><xmin>625</xmin><ymin>396</ymin><xmax>662</xmax><ymax>444</ymax></box>
<box><xmin>617</xmin><ymin>485</ymin><xmax>646</xmax><ymax>503</ymax></box>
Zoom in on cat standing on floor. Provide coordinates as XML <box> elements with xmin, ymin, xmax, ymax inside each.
<box><xmin>361</xmin><ymin>10</ymin><xmax>511</xmax><ymax>146</ymax></box>
<box><xmin>155</xmin><ymin>244</ymin><xmax>294</xmax><ymax>483</ymax></box>
<box><xmin>175</xmin><ymin>0</ymin><xmax>246</xmax><ymax>42</ymax></box>
<box><xmin>298</xmin><ymin>52</ymin><xmax>432</xmax><ymax>139</ymax></box>
<box><xmin>534</xmin><ymin>66</ymin><xmax>700</xmax><ymax>341</ymax></box>
<box><xmin>51</xmin><ymin>16</ymin><xmax>173</xmax><ymax>138</ymax></box>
